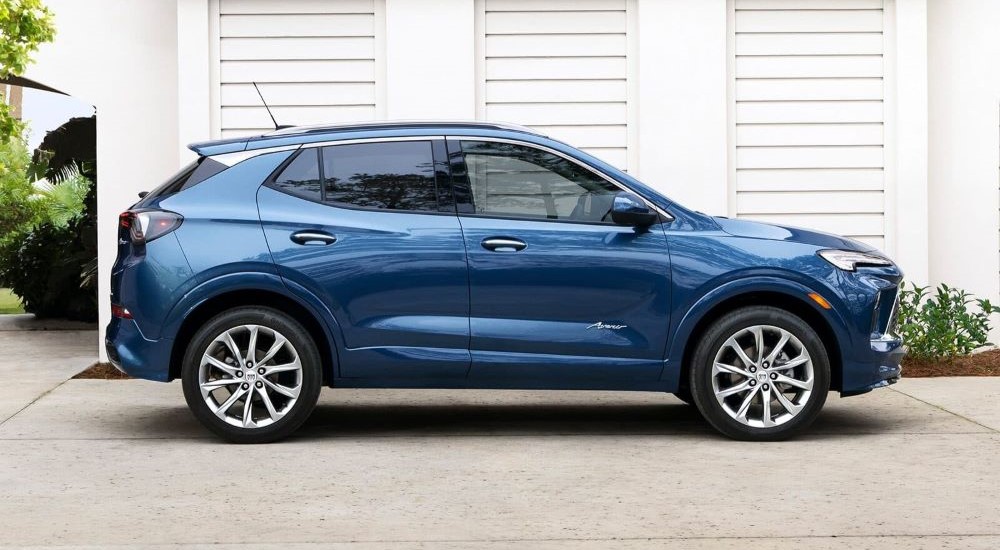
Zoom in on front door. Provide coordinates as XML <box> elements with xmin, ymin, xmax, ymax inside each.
<box><xmin>450</xmin><ymin>139</ymin><xmax>672</xmax><ymax>386</ymax></box>
<box><xmin>258</xmin><ymin>138</ymin><xmax>470</xmax><ymax>379</ymax></box>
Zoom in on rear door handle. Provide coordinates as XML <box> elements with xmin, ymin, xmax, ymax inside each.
<box><xmin>481</xmin><ymin>237</ymin><xmax>526</xmax><ymax>252</ymax></box>
<box><xmin>290</xmin><ymin>230</ymin><xmax>337</xmax><ymax>245</ymax></box>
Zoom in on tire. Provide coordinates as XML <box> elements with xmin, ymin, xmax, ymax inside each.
<box><xmin>688</xmin><ymin>306</ymin><xmax>830</xmax><ymax>441</ymax></box>
<box><xmin>182</xmin><ymin>306</ymin><xmax>322</xmax><ymax>443</ymax></box>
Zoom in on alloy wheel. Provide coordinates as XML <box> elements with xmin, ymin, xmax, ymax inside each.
<box><xmin>198</xmin><ymin>324</ymin><xmax>303</xmax><ymax>429</ymax></box>
<box><xmin>710</xmin><ymin>324</ymin><xmax>815</xmax><ymax>428</ymax></box>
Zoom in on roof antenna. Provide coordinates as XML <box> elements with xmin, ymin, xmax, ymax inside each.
<box><xmin>253</xmin><ymin>82</ymin><xmax>290</xmax><ymax>130</ymax></box>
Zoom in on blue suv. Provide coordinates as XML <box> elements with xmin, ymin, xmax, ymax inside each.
<box><xmin>108</xmin><ymin>121</ymin><xmax>904</xmax><ymax>443</ymax></box>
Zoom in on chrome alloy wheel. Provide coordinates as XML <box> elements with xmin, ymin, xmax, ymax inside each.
<box><xmin>198</xmin><ymin>324</ymin><xmax>303</xmax><ymax>429</ymax></box>
<box><xmin>711</xmin><ymin>325</ymin><xmax>814</xmax><ymax>428</ymax></box>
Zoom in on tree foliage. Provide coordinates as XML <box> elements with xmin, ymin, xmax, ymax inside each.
<box><xmin>0</xmin><ymin>0</ymin><xmax>56</xmax><ymax>140</ymax></box>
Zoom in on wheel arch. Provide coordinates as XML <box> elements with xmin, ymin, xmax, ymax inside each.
<box><xmin>669</xmin><ymin>280</ymin><xmax>849</xmax><ymax>393</ymax></box>
<box><xmin>166</xmin><ymin>284</ymin><xmax>339</xmax><ymax>385</ymax></box>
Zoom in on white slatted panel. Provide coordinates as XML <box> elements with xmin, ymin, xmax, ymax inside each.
<box><xmin>482</xmin><ymin>0</ymin><xmax>630</xmax><ymax>169</ymax></box>
<box><xmin>218</xmin><ymin>0</ymin><xmax>379</xmax><ymax>138</ymax></box>
<box><xmin>733</xmin><ymin>0</ymin><xmax>886</xmax><ymax>250</ymax></box>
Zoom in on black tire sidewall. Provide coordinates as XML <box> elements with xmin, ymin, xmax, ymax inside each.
<box><xmin>689</xmin><ymin>306</ymin><xmax>831</xmax><ymax>441</ymax></box>
<box><xmin>181</xmin><ymin>306</ymin><xmax>322</xmax><ymax>443</ymax></box>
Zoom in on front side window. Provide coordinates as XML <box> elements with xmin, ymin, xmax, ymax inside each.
<box><xmin>322</xmin><ymin>141</ymin><xmax>439</xmax><ymax>212</ymax></box>
<box><xmin>460</xmin><ymin>140</ymin><xmax>619</xmax><ymax>223</ymax></box>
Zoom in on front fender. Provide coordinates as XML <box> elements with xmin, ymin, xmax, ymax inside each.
<box><xmin>662</xmin><ymin>276</ymin><xmax>853</xmax><ymax>389</ymax></box>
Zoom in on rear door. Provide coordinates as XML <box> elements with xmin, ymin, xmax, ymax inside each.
<box><xmin>257</xmin><ymin>138</ymin><xmax>471</xmax><ymax>380</ymax></box>
<box><xmin>449</xmin><ymin>139</ymin><xmax>672</xmax><ymax>385</ymax></box>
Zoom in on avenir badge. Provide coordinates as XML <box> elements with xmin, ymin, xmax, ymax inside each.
<box><xmin>586</xmin><ymin>321</ymin><xmax>627</xmax><ymax>330</ymax></box>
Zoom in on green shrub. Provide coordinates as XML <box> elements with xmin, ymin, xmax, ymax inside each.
<box><xmin>0</xmin><ymin>137</ymin><xmax>96</xmax><ymax>321</ymax></box>
<box><xmin>897</xmin><ymin>283</ymin><xmax>1000</xmax><ymax>361</ymax></box>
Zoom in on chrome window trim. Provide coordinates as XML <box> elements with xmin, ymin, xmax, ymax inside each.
<box><xmin>300</xmin><ymin>135</ymin><xmax>447</xmax><ymax>148</ymax></box>
<box><xmin>444</xmin><ymin>135</ymin><xmax>674</xmax><ymax>222</ymax></box>
<box><xmin>234</xmin><ymin>133</ymin><xmax>673</xmax><ymax>223</ymax></box>
<box><xmin>211</xmin><ymin>144</ymin><xmax>301</xmax><ymax>167</ymax></box>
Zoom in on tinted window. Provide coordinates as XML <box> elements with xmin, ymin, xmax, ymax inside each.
<box><xmin>137</xmin><ymin>157</ymin><xmax>228</xmax><ymax>206</ymax></box>
<box><xmin>272</xmin><ymin>148</ymin><xmax>322</xmax><ymax>200</ymax></box>
<box><xmin>460</xmin><ymin>140</ymin><xmax>619</xmax><ymax>223</ymax></box>
<box><xmin>322</xmin><ymin>141</ymin><xmax>438</xmax><ymax>212</ymax></box>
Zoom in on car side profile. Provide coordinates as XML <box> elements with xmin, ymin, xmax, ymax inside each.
<box><xmin>107</xmin><ymin>121</ymin><xmax>904</xmax><ymax>443</ymax></box>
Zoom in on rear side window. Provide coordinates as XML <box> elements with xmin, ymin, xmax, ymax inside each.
<box><xmin>272</xmin><ymin>148</ymin><xmax>322</xmax><ymax>200</ymax></box>
<box><xmin>321</xmin><ymin>141</ymin><xmax>439</xmax><ymax>212</ymax></box>
<box><xmin>137</xmin><ymin>157</ymin><xmax>227</xmax><ymax>206</ymax></box>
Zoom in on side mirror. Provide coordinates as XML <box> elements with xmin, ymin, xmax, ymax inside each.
<box><xmin>611</xmin><ymin>192</ymin><xmax>658</xmax><ymax>227</ymax></box>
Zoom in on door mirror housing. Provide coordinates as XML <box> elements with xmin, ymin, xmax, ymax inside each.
<box><xmin>611</xmin><ymin>192</ymin><xmax>658</xmax><ymax>227</ymax></box>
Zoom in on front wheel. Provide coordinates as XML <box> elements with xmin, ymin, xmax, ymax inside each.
<box><xmin>181</xmin><ymin>307</ymin><xmax>322</xmax><ymax>443</ymax></box>
<box><xmin>689</xmin><ymin>306</ymin><xmax>830</xmax><ymax>441</ymax></box>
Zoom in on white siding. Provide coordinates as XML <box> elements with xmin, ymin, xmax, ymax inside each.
<box><xmin>733</xmin><ymin>0</ymin><xmax>886</xmax><ymax>250</ymax></box>
<box><xmin>217</xmin><ymin>0</ymin><xmax>380</xmax><ymax>138</ymax></box>
<box><xmin>480</xmin><ymin>0</ymin><xmax>631</xmax><ymax>170</ymax></box>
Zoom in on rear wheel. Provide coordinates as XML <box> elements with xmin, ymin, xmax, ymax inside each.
<box><xmin>689</xmin><ymin>306</ymin><xmax>830</xmax><ymax>441</ymax></box>
<box><xmin>181</xmin><ymin>307</ymin><xmax>321</xmax><ymax>443</ymax></box>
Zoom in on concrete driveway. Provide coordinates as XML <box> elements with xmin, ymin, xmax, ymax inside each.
<box><xmin>1</xmin><ymin>326</ymin><xmax>999</xmax><ymax>549</ymax></box>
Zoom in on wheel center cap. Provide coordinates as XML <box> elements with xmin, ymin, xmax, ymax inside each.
<box><xmin>245</xmin><ymin>372</ymin><xmax>257</xmax><ymax>383</ymax></box>
<box><xmin>756</xmin><ymin>372</ymin><xmax>768</xmax><ymax>382</ymax></box>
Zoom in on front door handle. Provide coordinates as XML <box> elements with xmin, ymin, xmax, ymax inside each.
<box><xmin>481</xmin><ymin>237</ymin><xmax>527</xmax><ymax>252</ymax></box>
<box><xmin>290</xmin><ymin>230</ymin><xmax>337</xmax><ymax>245</ymax></box>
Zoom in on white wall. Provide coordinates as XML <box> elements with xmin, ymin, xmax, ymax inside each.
<box><xmin>386</xmin><ymin>0</ymin><xmax>475</xmax><ymax>119</ymax></box>
<box><xmin>637</xmin><ymin>0</ymin><xmax>728</xmax><ymax>214</ymax></box>
<box><xmin>26</xmin><ymin>0</ymin><xmax>180</xmax><ymax>359</ymax></box>
<box><xmin>927</xmin><ymin>0</ymin><xmax>1000</xmax><ymax>313</ymax></box>
<box><xmin>18</xmin><ymin>0</ymin><xmax>1000</xmax><ymax>359</ymax></box>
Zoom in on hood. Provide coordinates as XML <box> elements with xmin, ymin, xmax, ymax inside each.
<box><xmin>713</xmin><ymin>216</ymin><xmax>876</xmax><ymax>253</ymax></box>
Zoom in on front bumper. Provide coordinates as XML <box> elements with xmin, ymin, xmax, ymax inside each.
<box><xmin>105</xmin><ymin>317</ymin><xmax>173</xmax><ymax>382</ymax></box>
<box><xmin>841</xmin><ymin>336</ymin><xmax>905</xmax><ymax>396</ymax></box>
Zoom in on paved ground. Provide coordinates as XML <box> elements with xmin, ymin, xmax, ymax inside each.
<box><xmin>2</xmin><ymin>327</ymin><xmax>999</xmax><ymax>549</ymax></box>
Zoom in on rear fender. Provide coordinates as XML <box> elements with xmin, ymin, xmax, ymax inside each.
<box><xmin>161</xmin><ymin>271</ymin><xmax>345</xmax><ymax>378</ymax></box>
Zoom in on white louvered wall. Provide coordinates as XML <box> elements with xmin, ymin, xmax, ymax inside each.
<box><xmin>217</xmin><ymin>0</ymin><xmax>380</xmax><ymax>138</ymax></box>
<box><xmin>733</xmin><ymin>0</ymin><xmax>886</xmax><ymax>250</ymax></box>
<box><xmin>480</xmin><ymin>0</ymin><xmax>631</xmax><ymax>170</ymax></box>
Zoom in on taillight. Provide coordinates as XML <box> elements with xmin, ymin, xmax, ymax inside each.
<box><xmin>111</xmin><ymin>303</ymin><xmax>133</xmax><ymax>319</ymax></box>
<box><xmin>119</xmin><ymin>209</ymin><xmax>183</xmax><ymax>245</ymax></box>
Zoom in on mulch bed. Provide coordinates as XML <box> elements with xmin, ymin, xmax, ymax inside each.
<box><xmin>903</xmin><ymin>348</ymin><xmax>1000</xmax><ymax>377</ymax></box>
<box><xmin>71</xmin><ymin>350</ymin><xmax>1000</xmax><ymax>380</ymax></box>
<box><xmin>74</xmin><ymin>362</ymin><xmax>131</xmax><ymax>380</ymax></box>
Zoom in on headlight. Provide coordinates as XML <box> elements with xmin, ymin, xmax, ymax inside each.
<box><xmin>817</xmin><ymin>249</ymin><xmax>893</xmax><ymax>271</ymax></box>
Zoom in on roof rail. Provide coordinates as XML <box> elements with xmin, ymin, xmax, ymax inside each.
<box><xmin>263</xmin><ymin>120</ymin><xmax>543</xmax><ymax>137</ymax></box>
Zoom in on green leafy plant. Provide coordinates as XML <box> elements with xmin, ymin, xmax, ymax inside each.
<box><xmin>0</xmin><ymin>0</ymin><xmax>56</xmax><ymax>141</ymax></box>
<box><xmin>0</xmin><ymin>131</ymin><xmax>96</xmax><ymax>320</ymax></box>
<box><xmin>897</xmin><ymin>283</ymin><xmax>1000</xmax><ymax>361</ymax></box>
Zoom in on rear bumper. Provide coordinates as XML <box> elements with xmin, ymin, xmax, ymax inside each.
<box><xmin>841</xmin><ymin>336</ymin><xmax>905</xmax><ymax>396</ymax></box>
<box><xmin>105</xmin><ymin>317</ymin><xmax>173</xmax><ymax>382</ymax></box>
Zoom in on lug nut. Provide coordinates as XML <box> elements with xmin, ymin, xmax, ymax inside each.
<box><xmin>749</xmin><ymin>366</ymin><xmax>757</xmax><ymax>373</ymax></box>
<box><xmin>258</xmin><ymin>367</ymin><xmax>266</xmax><ymax>375</ymax></box>
<box><xmin>246</xmin><ymin>361</ymin><xmax>253</xmax><ymax>367</ymax></box>
<box><xmin>770</xmin><ymin>372</ymin><xmax>777</xmax><ymax>380</ymax></box>
<box><xmin>749</xmin><ymin>380</ymin><xmax>757</xmax><ymax>387</ymax></box>
<box><xmin>242</xmin><ymin>383</ymin><xmax>250</xmax><ymax>390</ymax></box>
<box><xmin>255</xmin><ymin>381</ymin><xmax>263</xmax><ymax>388</ymax></box>
<box><xmin>763</xmin><ymin>384</ymin><xmax>770</xmax><ymax>391</ymax></box>
<box><xmin>762</xmin><ymin>362</ymin><xmax>770</xmax><ymax>369</ymax></box>
<box><xmin>235</xmin><ymin>370</ymin><xmax>243</xmax><ymax>378</ymax></box>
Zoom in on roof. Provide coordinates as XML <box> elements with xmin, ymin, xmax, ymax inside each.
<box><xmin>189</xmin><ymin>120</ymin><xmax>547</xmax><ymax>157</ymax></box>
<box><xmin>263</xmin><ymin>120</ymin><xmax>544</xmax><ymax>138</ymax></box>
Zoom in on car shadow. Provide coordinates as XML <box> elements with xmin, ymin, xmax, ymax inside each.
<box><xmin>294</xmin><ymin>401</ymin><xmax>713</xmax><ymax>440</ymax></box>
<box><xmin>128</xmin><ymin>394</ymin><xmax>902</xmax><ymax>442</ymax></box>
